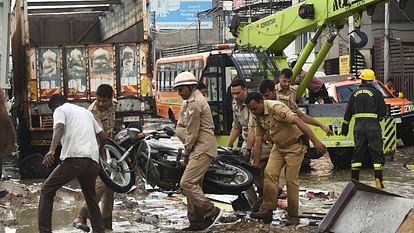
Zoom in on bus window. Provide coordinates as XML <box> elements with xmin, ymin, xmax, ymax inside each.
<box><xmin>157</xmin><ymin>71</ymin><xmax>162</xmax><ymax>90</ymax></box>
<box><xmin>172</xmin><ymin>71</ymin><xmax>178</xmax><ymax>87</ymax></box>
<box><xmin>164</xmin><ymin>72</ymin><xmax>170</xmax><ymax>91</ymax></box>
<box><xmin>231</xmin><ymin>53</ymin><xmax>279</xmax><ymax>90</ymax></box>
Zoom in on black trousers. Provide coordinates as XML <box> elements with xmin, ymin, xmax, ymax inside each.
<box><xmin>352</xmin><ymin>119</ymin><xmax>385</xmax><ymax>165</ymax></box>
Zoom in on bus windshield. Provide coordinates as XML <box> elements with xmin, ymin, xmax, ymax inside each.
<box><xmin>231</xmin><ymin>52</ymin><xmax>279</xmax><ymax>90</ymax></box>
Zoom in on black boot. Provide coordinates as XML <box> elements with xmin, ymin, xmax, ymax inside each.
<box><xmin>351</xmin><ymin>169</ymin><xmax>360</xmax><ymax>181</ymax></box>
<box><xmin>351</xmin><ymin>162</ymin><xmax>361</xmax><ymax>181</ymax></box>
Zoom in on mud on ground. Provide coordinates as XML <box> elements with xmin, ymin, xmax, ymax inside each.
<box><xmin>1</xmin><ymin>145</ymin><xmax>414</xmax><ymax>232</ymax></box>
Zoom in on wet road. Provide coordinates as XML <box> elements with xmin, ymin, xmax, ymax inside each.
<box><xmin>1</xmin><ymin>133</ymin><xmax>414</xmax><ymax>232</ymax></box>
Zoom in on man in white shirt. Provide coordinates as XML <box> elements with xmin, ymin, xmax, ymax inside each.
<box><xmin>38</xmin><ymin>94</ymin><xmax>107</xmax><ymax>233</ymax></box>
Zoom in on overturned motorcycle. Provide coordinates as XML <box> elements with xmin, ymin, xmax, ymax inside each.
<box><xmin>98</xmin><ymin>127</ymin><xmax>254</xmax><ymax>195</ymax></box>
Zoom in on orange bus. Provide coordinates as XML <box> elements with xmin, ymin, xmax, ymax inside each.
<box><xmin>154</xmin><ymin>45</ymin><xmax>279</xmax><ymax>144</ymax></box>
<box><xmin>155</xmin><ymin>52</ymin><xmax>211</xmax><ymax>122</ymax></box>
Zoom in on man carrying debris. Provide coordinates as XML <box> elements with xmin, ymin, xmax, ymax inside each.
<box><xmin>173</xmin><ymin>72</ymin><xmax>222</xmax><ymax>231</ymax></box>
<box><xmin>341</xmin><ymin>69</ymin><xmax>387</xmax><ymax>189</ymax></box>
<box><xmin>246</xmin><ymin>92</ymin><xmax>326</xmax><ymax>226</ymax></box>
<box><xmin>38</xmin><ymin>94</ymin><xmax>106</xmax><ymax>233</ymax></box>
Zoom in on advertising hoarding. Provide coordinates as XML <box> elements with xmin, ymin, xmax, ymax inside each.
<box><xmin>38</xmin><ymin>48</ymin><xmax>62</xmax><ymax>100</ymax></box>
<box><xmin>118</xmin><ymin>45</ymin><xmax>139</xmax><ymax>97</ymax></box>
<box><xmin>64</xmin><ymin>47</ymin><xmax>88</xmax><ymax>99</ymax></box>
<box><xmin>150</xmin><ymin>0</ymin><xmax>213</xmax><ymax>29</ymax></box>
<box><xmin>88</xmin><ymin>45</ymin><xmax>115</xmax><ymax>97</ymax></box>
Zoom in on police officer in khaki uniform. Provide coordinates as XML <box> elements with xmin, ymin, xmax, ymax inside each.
<box><xmin>225</xmin><ymin>79</ymin><xmax>251</xmax><ymax>150</ymax></box>
<box><xmin>247</xmin><ymin>113</ymin><xmax>274</xmax><ymax>210</ymax></box>
<box><xmin>174</xmin><ymin>81</ymin><xmax>208</xmax><ymax>143</ymax></box>
<box><xmin>258</xmin><ymin>69</ymin><xmax>333</xmax><ymax>136</ymax></box>
<box><xmin>173</xmin><ymin>72</ymin><xmax>222</xmax><ymax>231</ymax></box>
<box><xmin>225</xmin><ymin>79</ymin><xmax>272</xmax><ymax>210</ymax></box>
<box><xmin>73</xmin><ymin>84</ymin><xmax>117</xmax><ymax>231</ymax></box>
<box><xmin>246</xmin><ymin>92</ymin><xmax>326</xmax><ymax>226</ymax></box>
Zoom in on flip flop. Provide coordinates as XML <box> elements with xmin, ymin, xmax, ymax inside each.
<box><xmin>72</xmin><ymin>222</ymin><xmax>90</xmax><ymax>232</ymax></box>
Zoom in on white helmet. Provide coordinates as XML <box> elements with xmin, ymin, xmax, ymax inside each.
<box><xmin>173</xmin><ymin>71</ymin><xmax>198</xmax><ymax>89</ymax></box>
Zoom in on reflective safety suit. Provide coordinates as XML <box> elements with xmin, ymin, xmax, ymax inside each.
<box><xmin>343</xmin><ymin>82</ymin><xmax>387</xmax><ymax>188</ymax></box>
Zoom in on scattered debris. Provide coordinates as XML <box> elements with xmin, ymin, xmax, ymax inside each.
<box><xmin>0</xmin><ymin>188</ymin><xmax>8</xmax><ymax>198</ymax></box>
<box><xmin>135</xmin><ymin>213</ymin><xmax>160</xmax><ymax>224</ymax></box>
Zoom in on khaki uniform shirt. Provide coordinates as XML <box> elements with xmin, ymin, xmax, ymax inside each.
<box><xmin>255</xmin><ymin>100</ymin><xmax>303</xmax><ymax>149</ymax></box>
<box><xmin>88</xmin><ymin>100</ymin><xmax>116</xmax><ymax>138</ymax></box>
<box><xmin>176</xmin><ymin>100</ymin><xmax>187</xmax><ymax>143</ymax></box>
<box><xmin>275</xmin><ymin>83</ymin><xmax>303</xmax><ymax>116</ymax></box>
<box><xmin>232</xmin><ymin>100</ymin><xmax>250</xmax><ymax>148</ymax></box>
<box><xmin>248</xmin><ymin>113</ymin><xmax>273</xmax><ymax>159</ymax></box>
<box><xmin>182</xmin><ymin>90</ymin><xmax>217</xmax><ymax>158</ymax></box>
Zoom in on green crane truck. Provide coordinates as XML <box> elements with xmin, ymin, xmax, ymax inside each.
<box><xmin>229</xmin><ymin>0</ymin><xmax>403</xmax><ymax>168</ymax></box>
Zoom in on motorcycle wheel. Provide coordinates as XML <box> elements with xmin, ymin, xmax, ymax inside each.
<box><xmin>99</xmin><ymin>143</ymin><xmax>135</xmax><ymax>193</ymax></box>
<box><xmin>204</xmin><ymin>162</ymin><xmax>253</xmax><ymax>195</ymax></box>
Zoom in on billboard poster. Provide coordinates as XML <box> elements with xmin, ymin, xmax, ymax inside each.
<box><xmin>64</xmin><ymin>47</ymin><xmax>88</xmax><ymax>99</ymax></box>
<box><xmin>88</xmin><ymin>45</ymin><xmax>115</xmax><ymax>97</ymax></box>
<box><xmin>139</xmin><ymin>42</ymin><xmax>151</xmax><ymax>97</ymax></box>
<box><xmin>149</xmin><ymin>0</ymin><xmax>213</xmax><ymax>29</ymax></box>
<box><xmin>38</xmin><ymin>48</ymin><xmax>62</xmax><ymax>100</ymax></box>
<box><xmin>27</xmin><ymin>48</ymin><xmax>37</xmax><ymax>101</ymax></box>
<box><xmin>118</xmin><ymin>45</ymin><xmax>139</xmax><ymax>97</ymax></box>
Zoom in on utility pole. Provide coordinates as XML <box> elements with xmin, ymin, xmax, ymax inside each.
<box><xmin>384</xmin><ymin>3</ymin><xmax>390</xmax><ymax>82</ymax></box>
<box><xmin>197</xmin><ymin>11</ymin><xmax>201</xmax><ymax>50</ymax></box>
<box><xmin>151</xmin><ymin>11</ymin><xmax>156</xmax><ymax>77</ymax></box>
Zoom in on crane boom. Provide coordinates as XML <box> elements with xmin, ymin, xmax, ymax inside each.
<box><xmin>235</xmin><ymin>0</ymin><xmax>388</xmax><ymax>52</ymax></box>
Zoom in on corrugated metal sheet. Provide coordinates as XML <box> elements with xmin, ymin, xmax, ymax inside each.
<box><xmin>319</xmin><ymin>180</ymin><xmax>414</xmax><ymax>233</ymax></box>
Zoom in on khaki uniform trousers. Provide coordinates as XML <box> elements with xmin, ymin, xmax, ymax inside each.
<box><xmin>262</xmin><ymin>142</ymin><xmax>307</xmax><ymax>218</ymax></box>
<box><xmin>79</xmin><ymin>177</ymin><xmax>114</xmax><ymax>229</ymax></box>
<box><xmin>253</xmin><ymin>142</ymin><xmax>273</xmax><ymax>193</ymax></box>
<box><xmin>180</xmin><ymin>153</ymin><xmax>215</xmax><ymax>225</ymax></box>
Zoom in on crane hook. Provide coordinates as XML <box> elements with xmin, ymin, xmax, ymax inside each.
<box><xmin>349</xmin><ymin>29</ymin><xmax>368</xmax><ymax>49</ymax></box>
